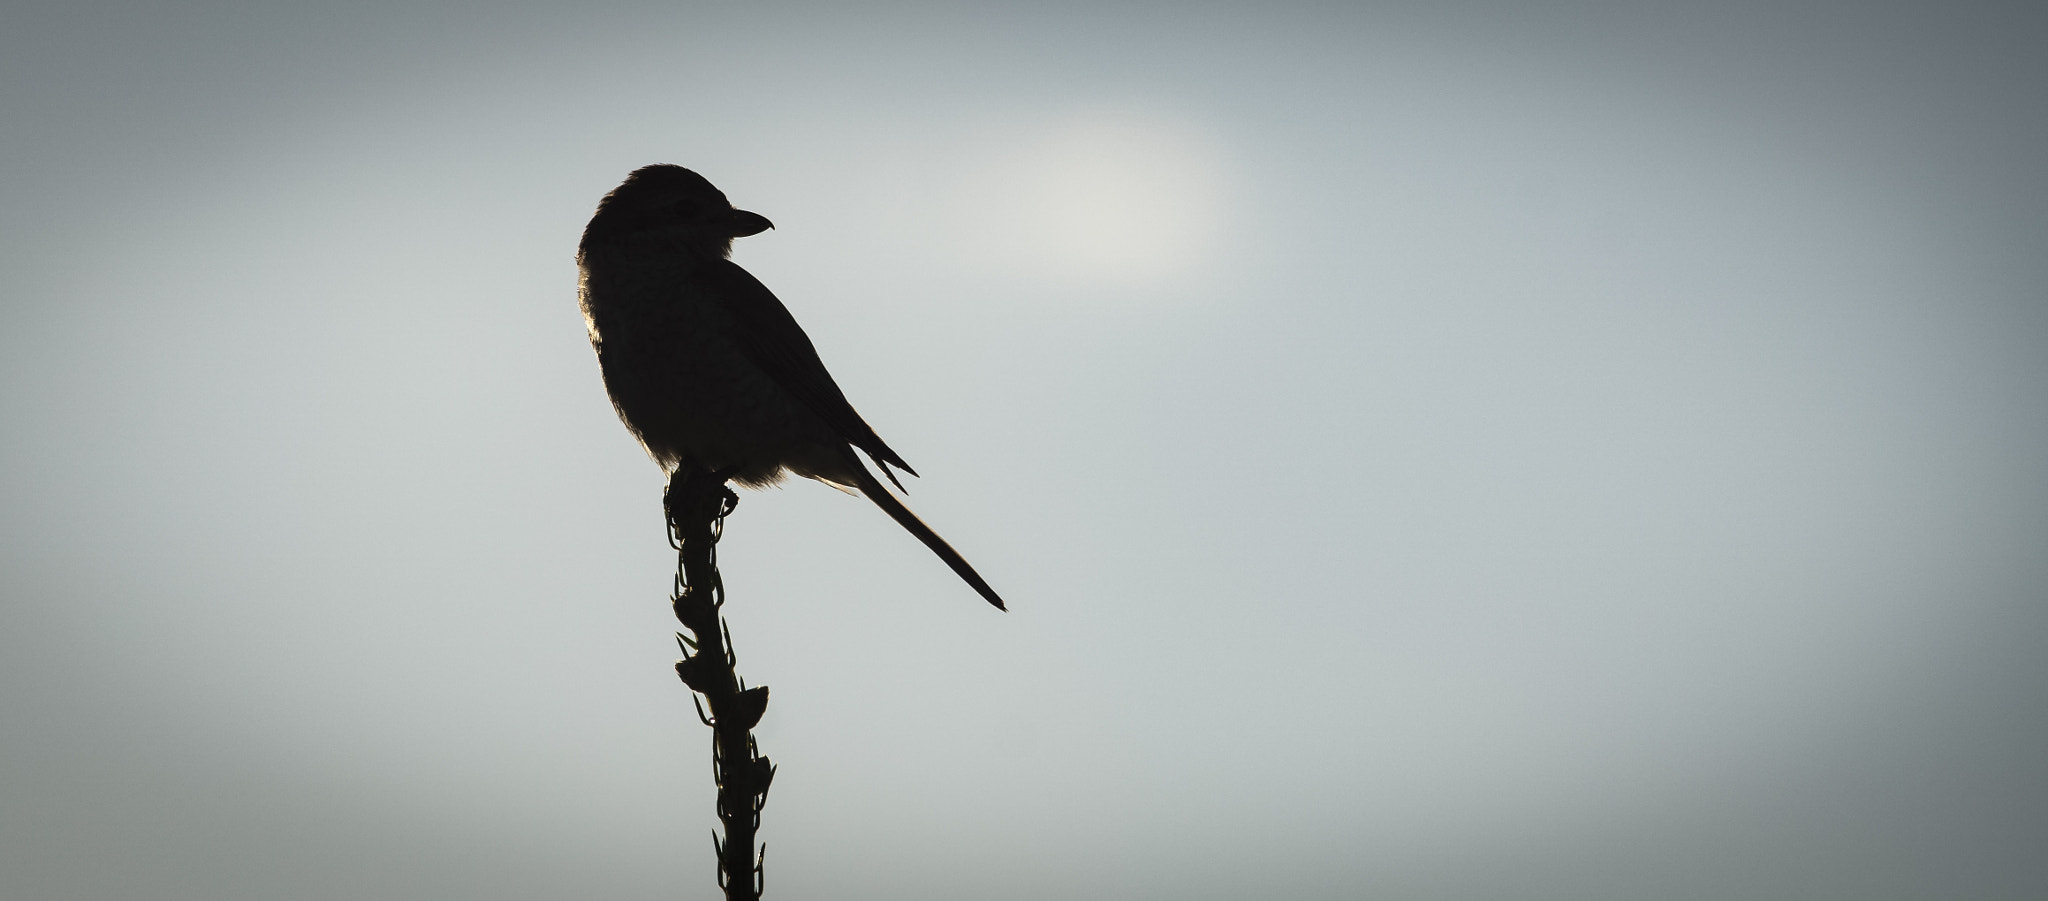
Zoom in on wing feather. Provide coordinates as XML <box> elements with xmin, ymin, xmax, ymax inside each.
<box><xmin>700</xmin><ymin>259</ymin><xmax>918</xmax><ymax>483</ymax></box>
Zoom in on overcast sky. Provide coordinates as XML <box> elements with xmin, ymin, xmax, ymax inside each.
<box><xmin>3</xmin><ymin>2</ymin><xmax>2045</xmax><ymax>899</ymax></box>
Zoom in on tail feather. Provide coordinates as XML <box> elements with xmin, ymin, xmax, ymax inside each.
<box><xmin>843</xmin><ymin>449</ymin><xmax>1006</xmax><ymax>611</ymax></box>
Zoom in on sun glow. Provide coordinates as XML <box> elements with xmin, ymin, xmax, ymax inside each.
<box><xmin>955</xmin><ymin>113</ymin><xmax>1227</xmax><ymax>284</ymax></box>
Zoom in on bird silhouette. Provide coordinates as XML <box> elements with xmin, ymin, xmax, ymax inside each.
<box><xmin>577</xmin><ymin>164</ymin><xmax>1005</xmax><ymax>610</ymax></box>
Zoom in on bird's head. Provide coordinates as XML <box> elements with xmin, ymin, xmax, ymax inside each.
<box><xmin>580</xmin><ymin>164</ymin><xmax>774</xmax><ymax>259</ymax></box>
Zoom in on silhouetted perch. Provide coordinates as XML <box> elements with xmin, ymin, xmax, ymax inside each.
<box><xmin>665</xmin><ymin>466</ymin><xmax>774</xmax><ymax>900</ymax></box>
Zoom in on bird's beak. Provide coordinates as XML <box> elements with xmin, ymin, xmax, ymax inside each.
<box><xmin>727</xmin><ymin>209</ymin><xmax>774</xmax><ymax>238</ymax></box>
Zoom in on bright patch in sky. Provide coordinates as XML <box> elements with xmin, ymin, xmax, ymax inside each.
<box><xmin>955</xmin><ymin>113</ymin><xmax>1226</xmax><ymax>284</ymax></box>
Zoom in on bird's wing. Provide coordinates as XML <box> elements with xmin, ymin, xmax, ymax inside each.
<box><xmin>700</xmin><ymin>259</ymin><xmax>919</xmax><ymax>482</ymax></box>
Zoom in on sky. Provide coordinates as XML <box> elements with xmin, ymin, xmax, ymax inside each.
<box><xmin>2</xmin><ymin>2</ymin><xmax>2045</xmax><ymax>899</ymax></box>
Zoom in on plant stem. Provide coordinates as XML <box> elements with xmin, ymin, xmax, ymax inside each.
<box><xmin>665</xmin><ymin>467</ymin><xmax>773</xmax><ymax>900</ymax></box>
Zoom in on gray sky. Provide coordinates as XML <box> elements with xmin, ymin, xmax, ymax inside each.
<box><xmin>3</xmin><ymin>2</ymin><xmax>2045</xmax><ymax>899</ymax></box>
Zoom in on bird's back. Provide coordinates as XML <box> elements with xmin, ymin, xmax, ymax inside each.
<box><xmin>580</xmin><ymin>240</ymin><xmax>850</xmax><ymax>486</ymax></box>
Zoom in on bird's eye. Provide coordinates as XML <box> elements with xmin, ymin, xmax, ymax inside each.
<box><xmin>671</xmin><ymin>198</ymin><xmax>703</xmax><ymax>220</ymax></box>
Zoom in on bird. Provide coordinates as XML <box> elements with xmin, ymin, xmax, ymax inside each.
<box><xmin>577</xmin><ymin>164</ymin><xmax>1005</xmax><ymax>610</ymax></box>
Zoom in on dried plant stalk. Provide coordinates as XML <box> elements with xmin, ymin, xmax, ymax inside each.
<box><xmin>664</xmin><ymin>467</ymin><xmax>774</xmax><ymax>900</ymax></box>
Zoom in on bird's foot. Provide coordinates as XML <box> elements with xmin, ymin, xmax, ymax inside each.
<box><xmin>665</xmin><ymin>465</ymin><xmax>743</xmax><ymax>548</ymax></box>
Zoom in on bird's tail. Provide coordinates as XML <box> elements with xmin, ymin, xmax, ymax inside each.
<box><xmin>843</xmin><ymin>448</ymin><xmax>1006</xmax><ymax>611</ymax></box>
